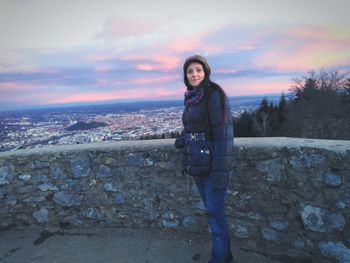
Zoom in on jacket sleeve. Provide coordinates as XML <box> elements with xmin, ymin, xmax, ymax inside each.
<box><xmin>174</xmin><ymin>130</ymin><xmax>185</xmax><ymax>149</ymax></box>
<box><xmin>208</xmin><ymin>90</ymin><xmax>234</xmax><ymax>190</ymax></box>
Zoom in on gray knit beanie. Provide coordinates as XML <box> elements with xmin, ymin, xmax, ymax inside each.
<box><xmin>183</xmin><ymin>55</ymin><xmax>211</xmax><ymax>76</ymax></box>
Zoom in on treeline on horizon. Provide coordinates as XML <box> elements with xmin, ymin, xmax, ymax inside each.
<box><xmin>141</xmin><ymin>69</ymin><xmax>350</xmax><ymax>141</ymax></box>
<box><xmin>234</xmin><ymin>69</ymin><xmax>350</xmax><ymax>139</ymax></box>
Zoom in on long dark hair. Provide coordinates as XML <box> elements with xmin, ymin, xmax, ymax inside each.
<box><xmin>209</xmin><ymin>81</ymin><xmax>228</xmax><ymax>126</ymax></box>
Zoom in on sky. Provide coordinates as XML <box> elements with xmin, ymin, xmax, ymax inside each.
<box><xmin>0</xmin><ymin>0</ymin><xmax>350</xmax><ymax>110</ymax></box>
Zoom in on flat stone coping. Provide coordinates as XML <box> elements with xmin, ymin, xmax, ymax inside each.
<box><xmin>1</xmin><ymin>137</ymin><xmax>349</xmax><ymax>158</ymax></box>
<box><xmin>235</xmin><ymin>137</ymin><xmax>350</xmax><ymax>153</ymax></box>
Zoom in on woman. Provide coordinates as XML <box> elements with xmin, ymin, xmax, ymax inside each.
<box><xmin>175</xmin><ymin>55</ymin><xmax>234</xmax><ymax>263</ymax></box>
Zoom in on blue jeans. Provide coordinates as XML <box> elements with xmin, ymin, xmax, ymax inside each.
<box><xmin>193</xmin><ymin>176</ymin><xmax>229</xmax><ymax>263</ymax></box>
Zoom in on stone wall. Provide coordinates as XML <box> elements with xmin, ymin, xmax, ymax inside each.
<box><xmin>1</xmin><ymin>138</ymin><xmax>350</xmax><ymax>262</ymax></box>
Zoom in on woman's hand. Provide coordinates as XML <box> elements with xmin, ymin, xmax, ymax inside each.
<box><xmin>175</xmin><ymin>137</ymin><xmax>185</xmax><ymax>149</ymax></box>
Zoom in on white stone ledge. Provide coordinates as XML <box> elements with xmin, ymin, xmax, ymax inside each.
<box><xmin>1</xmin><ymin>137</ymin><xmax>350</xmax><ymax>158</ymax></box>
<box><xmin>235</xmin><ymin>137</ymin><xmax>350</xmax><ymax>153</ymax></box>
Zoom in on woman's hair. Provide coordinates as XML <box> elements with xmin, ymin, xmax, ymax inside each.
<box><xmin>210</xmin><ymin>81</ymin><xmax>228</xmax><ymax>126</ymax></box>
<box><xmin>183</xmin><ymin>55</ymin><xmax>228</xmax><ymax>125</ymax></box>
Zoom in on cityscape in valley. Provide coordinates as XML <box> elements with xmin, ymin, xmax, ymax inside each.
<box><xmin>0</xmin><ymin>95</ymin><xmax>281</xmax><ymax>152</ymax></box>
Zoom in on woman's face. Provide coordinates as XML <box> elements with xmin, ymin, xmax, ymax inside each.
<box><xmin>186</xmin><ymin>62</ymin><xmax>205</xmax><ymax>88</ymax></box>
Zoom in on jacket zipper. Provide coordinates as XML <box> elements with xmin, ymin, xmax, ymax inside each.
<box><xmin>186</xmin><ymin>105</ymin><xmax>192</xmax><ymax>173</ymax></box>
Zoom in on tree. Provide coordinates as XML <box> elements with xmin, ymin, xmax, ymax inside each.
<box><xmin>277</xmin><ymin>93</ymin><xmax>287</xmax><ymax>122</ymax></box>
<box><xmin>253</xmin><ymin>98</ymin><xmax>271</xmax><ymax>136</ymax></box>
<box><xmin>341</xmin><ymin>78</ymin><xmax>350</xmax><ymax>117</ymax></box>
<box><xmin>235</xmin><ymin>69</ymin><xmax>349</xmax><ymax>139</ymax></box>
<box><xmin>287</xmin><ymin>69</ymin><xmax>349</xmax><ymax>139</ymax></box>
<box><xmin>234</xmin><ymin>111</ymin><xmax>256</xmax><ymax>137</ymax></box>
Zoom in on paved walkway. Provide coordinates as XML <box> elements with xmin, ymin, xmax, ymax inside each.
<box><xmin>0</xmin><ymin>227</ymin><xmax>282</xmax><ymax>263</ymax></box>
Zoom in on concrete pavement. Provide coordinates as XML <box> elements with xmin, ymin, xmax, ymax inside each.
<box><xmin>0</xmin><ymin>227</ymin><xmax>283</xmax><ymax>263</ymax></box>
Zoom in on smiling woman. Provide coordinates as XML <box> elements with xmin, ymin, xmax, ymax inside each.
<box><xmin>176</xmin><ymin>55</ymin><xmax>234</xmax><ymax>263</ymax></box>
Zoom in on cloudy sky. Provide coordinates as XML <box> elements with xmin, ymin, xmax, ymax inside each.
<box><xmin>0</xmin><ymin>0</ymin><xmax>349</xmax><ymax>110</ymax></box>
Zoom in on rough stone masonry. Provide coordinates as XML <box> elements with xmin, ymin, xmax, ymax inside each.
<box><xmin>1</xmin><ymin>137</ymin><xmax>350</xmax><ymax>262</ymax></box>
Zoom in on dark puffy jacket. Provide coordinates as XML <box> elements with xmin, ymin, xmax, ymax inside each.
<box><xmin>177</xmin><ymin>86</ymin><xmax>234</xmax><ymax>190</ymax></box>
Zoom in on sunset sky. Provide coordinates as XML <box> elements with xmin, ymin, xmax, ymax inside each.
<box><xmin>0</xmin><ymin>0</ymin><xmax>349</xmax><ymax>110</ymax></box>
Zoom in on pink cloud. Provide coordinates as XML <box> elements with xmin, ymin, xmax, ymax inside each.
<box><xmin>1</xmin><ymin>86</ymin><xmax>61</xmax><ymax>105</ymax></box>
<box><xmin>95</xmin><ymin>75</ymin><xmax>179</xmax><ymax>87</ymax></box>
<box><xmin>45</xmin><ymin>86</ymin><xmax>183</xmax><ymax>105</ymax></box>
<box><xmin>244</xmin><ymin>81</ymin><xmax>291</xmax><ymax>95</ymax></box>
<box><xmin>131</xmin><ymin>75</ymin><xmax>178</xmax><ymax>85</ymax></box>
<box><xmin>287</xmin><ymin>27</ymin><xmax>347</xmax><ymax>42</ymax></box>
<box><xmin>96</xmin><ymin>16</ymin><xmax>159</xmax><ymax>40</ymax></box>
<box><xmin>95</xmin><ymin>65</ymin><xmax>115</xmax><ymax>73</ymax></box>
<box><xmin>119</xmin><ymin>30</ymin><xmax>219</xmax><ymax>72</ymax></box>
<box><xmin>96</xmin><ymin>78</ymin><xmax>124</xmax><ymax>86</ymax></box>
<box><xmin>253</xmin><ymin>27</ymin><xmax>350</xmax><ymax>71</ymax></box>
<box><xmin>167</xmin><ymin>32</ymin><xmax>220</xmax><ymax>53</ymax></box>
<box><xmin>136</xmin><ymin>64</ymin><xmax>155</xmax><ymax>71</ymax></box>
<box><xmin>168</xmin><ymin>36</ymin><xmax>202</xmax><ymax>52</ymax></box>
<box><xmin>0</xmin><ymin>81</ymin><xmax>35</xmax><ymax>90</ymax></box>
<box><xmin>152</xmin><ymin>87</ymin><xmax>183</xmax><ymax>98</ymax></box>
<box><xmin>152</xmin><ymin>54</ymin><xmax>181</xmax><ymax>70</ymax></box>
<box><xmin>85</xmin><ymin>53</ymin><xmax>115</xmax><ymax>62</ymax></box>
<box><xmin>121</xmin><ymin>53</ymin><xmax>181</xmax><ymax>72</ymax></box>
<box><xmin>236</xmin><ymin>45</ymin><xmax>256</xmax><ymax>51</ymax></box>
<box><xmin>220</xmin><ymin>77</ymin><xmax>292</xmax><ymax>97</ymax></box>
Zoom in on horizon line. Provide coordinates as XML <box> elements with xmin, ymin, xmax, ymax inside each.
<box><xmin>0</xmin><ymin>92</ymin><xmax>289</xmax><ymax>113</ymax></box>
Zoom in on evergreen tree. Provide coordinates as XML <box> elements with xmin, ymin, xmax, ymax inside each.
<box><xmin>234</xmin><ymin>69</ymin><xmax>349</xmax><ymax>139</ymax></box>
<box><xmin>277</xmin><ymin>93</ymin><xmax>287</xmax><ymax>123</ymax></box>
<box><xmin>234</xmin><ymin>111</ymin><xmax>256</xmax><ymax>137</ymax></box>
<box><xmin>287</xmin><ymin>69</ymin><xmax>349</xmax><ymax>139</ymax></box>
<box><xmin>274</xmin><ymin>92</ymin><xmax>288</xmax><ymax>135</ymax></box>
<box><xmin>254</xmin><ymin>97</ymin><xmax>270</xmax><ymax>136</ymax></box>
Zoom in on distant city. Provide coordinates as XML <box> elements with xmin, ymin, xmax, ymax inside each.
<box><xmin>0</xmin><ymin>94</ymin><xmax>282</xmax><ymax>152</ymax></box>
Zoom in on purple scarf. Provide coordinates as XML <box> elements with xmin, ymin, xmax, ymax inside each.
<box><xmin>184</xmin><ymin>86</ymin><xmax>205</xmax><ymax>106</ymax></box>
